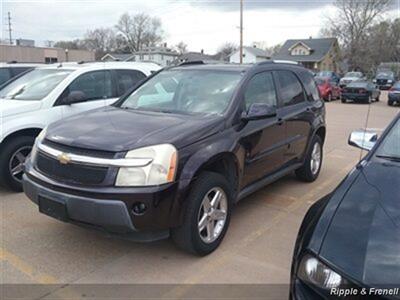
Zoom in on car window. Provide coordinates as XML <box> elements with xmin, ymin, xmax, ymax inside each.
<box><xmin>0</xmin><ymin>69</ymin><xmax>72</xmax><ymax>100</ymax></box>
<box><xmin>376</xmin><ymin>119</ymin><xmax>400</xmax><ymax>159</ymax></box>
<box><xmin>0</xmin><ymin>68</ymin><xmax>11</xmax><ymax>86</ymax></box>
<box><xmin>116</xmin><ymin>70</ymin><xmax>146</xmax><ymax>96</ymax></box>
<box><xmin>67</xmin><ymin>70</ymin><xmax>113</xmax><ymax>101</ymax></box>
<box><xmin>11</xmin><ymin>67</ymin><xmax>31</xmax><ymax>77</ymax></box>
<box><xmin>120</xmin><ymin>70</ymin><xmax>242</xmax><ymax>115</ymax></box>
<box><xmin>277</xmin><ymin>70</ymin><xmax>306</xmax><ymax>105</ymax></box>
<box><xmin>299</xmin><ymin>71</ymin><xmax>320</xmax><ymax>101</ymax></box>
<box><xmin>244</xmin><ymin>72</ymin><xmax>277</xmax><ymax>110</ymax></box>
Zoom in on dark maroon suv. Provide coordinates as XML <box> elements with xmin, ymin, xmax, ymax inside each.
<box><xmin>23</xmin><ymin>61</ymin><xmax>326</xmax><ymax>255</ymax></box>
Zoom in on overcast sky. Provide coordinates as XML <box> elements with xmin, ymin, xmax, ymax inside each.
<box><xmin>1</xmin><ymin>0</ymin><xmax>399</xmax><ymax>54</ymax></box>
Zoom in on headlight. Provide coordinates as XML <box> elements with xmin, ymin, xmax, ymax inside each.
<box><xmin>388</xmin><ymin>79</ymin><xmax>393</xmax><ymax>83</ymax></box>
<box><xmin>298</xmin><ymin>254</ymin><xmax>346</xmax><ymax>289</ymax></box>
<box><xmin>115</xmin><ymin>144</ymin><xmax>177</xmax><ymax>186</ymax></box>
<box><xmin>30</xmin><ymin>127</ymin><xmax>47</xmax><ymax>163</ymax></box>
<box><xmin>373</xmin><ymin>79</ymin><xmax>377</xmax><ymax>83</ymax></box>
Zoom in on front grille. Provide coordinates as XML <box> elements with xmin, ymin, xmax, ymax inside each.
<box><xmin>377</xmin><ymin>79</ymin><xmax>387</xmax><ymax>85</ymax></box>
<box><xmin>36</xmin><ymin>153</ymin><xmax>108</xmax><ymax>185</ymax></box>
<box><xmin>42</xmin><ymin>139</ymin><xmax>115</xmax><ymax>158</ymax></box>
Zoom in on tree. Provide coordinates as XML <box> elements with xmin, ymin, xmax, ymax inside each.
<box><xmin>215</xmin><ymin>42</ymin><xmax>237</xmax><ymax>61</ymax></box>
<box><xmin>83</xmin><ymin>28</ymin><xmax>117</xmax><ymax>59</ymax></box>
<box><xmin>53</xmin><ymin>39</ymin><xmax>85</xmax><ymax>50</ymax></box>
<box><xmin>175</xmin><ymin>41</ymin><xmax>188</xmax><ymax>54</ymax></box>
<box><xmin>323</xmin><ymin>0</ymin><xmax>392</xmax><ymax>72</ymax></box>
<box><xmin>115</xmin><ymin>13</ymin><xmax>164</xmax><ymax>52</ymax></box>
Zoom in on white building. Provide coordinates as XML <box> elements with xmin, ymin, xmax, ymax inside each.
<box><xmin>229</xmin><ymin>46</ymin><xmax>270</xmax><ymax>64</ymax></box>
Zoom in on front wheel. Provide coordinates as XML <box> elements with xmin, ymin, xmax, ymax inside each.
<box><xmin>295</xmin><ymin>135</ymin><xmax>323</xmax><ymax>182</ymax></box>
<box><xmin>171</xmin><ymin>172</ymin><xmax>232</xmax><ymax>256</ymax></box>
<box><xmin>0</xmin><ymin>136</ymin><xmax>35</xmax><ymax>192</ymax></box>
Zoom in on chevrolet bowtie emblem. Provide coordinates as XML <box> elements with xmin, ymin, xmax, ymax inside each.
<box><xmin>57</xmin><ymin>153</ymin><xmax>71</xmax><ymax>165</ymax></box>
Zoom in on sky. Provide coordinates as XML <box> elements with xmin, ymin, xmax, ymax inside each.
<box><xmin>0</xmin><ymin>0</ymin><xmax>399</xmax><ymax>54</ymax></box>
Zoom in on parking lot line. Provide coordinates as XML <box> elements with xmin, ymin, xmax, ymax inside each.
<box><xmin>162</xmin><ymin>160</ymin><xmax>356</xmax><ymax>298</ymax></box>
<box><xmin>0</xmin><ymin>247</ymin><xmax>58</xmax><ymax>284</ymax></box>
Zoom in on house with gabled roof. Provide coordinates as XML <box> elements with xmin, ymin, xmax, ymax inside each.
<box><xmin>229</xmin><ymin>46</ymin><xmax>270</xmax><ymax>64</ymax></box>
<box><xmin>273</xmin><ymin>37</ymin><xmax>341</xmax><ymax>72</ymax></box>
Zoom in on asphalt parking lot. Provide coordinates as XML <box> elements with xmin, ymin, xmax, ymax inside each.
<box><xmin>1</xmin><ymin>92</ymin><xmax>399</xmax><ymax>299</ymax></box>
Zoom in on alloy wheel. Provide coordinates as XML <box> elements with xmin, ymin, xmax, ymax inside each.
<box><xmin>9</xmin><ymin>146</ymin><xmax>32</xmax><ymax>183</ymax></box>
<box><xmin>197</xmin><ymin>187</ymin><xmax>228</xmax><ymax>244</ymax></box>
<box><xmin>310</xmin><ymin>143</ymin><xmax>322</xmax><ymax>176</ymax></box>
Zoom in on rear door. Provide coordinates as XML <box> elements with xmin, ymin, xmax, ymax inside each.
<box><xmin>276</xmin><ymin>70</ymin><xmax>318</xmax><ymax>164</ymax></box>
<box><xmin>240</xmin><ymin>71</ymin><xmax>287</xmax><ymax>187</ymax></box>
<box><xmin>60</xmin><ymin>70</ymin><xmax>116</xmax><ymax>118</ymax></box>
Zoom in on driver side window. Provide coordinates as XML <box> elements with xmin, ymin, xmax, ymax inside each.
<box><xmin>244</xmin><ymin>72</ymin><xmax>277</xmax><ymax>110</ymax></box>
<box><xmin>66</xmin><ymin>70</ymin><xmax>113</xmax><ymax>102</ymax></box>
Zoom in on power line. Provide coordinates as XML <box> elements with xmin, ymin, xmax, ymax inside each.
<box><xmin>7</xmin><ymin>12</ymin><xmax>13</xmax><ymax>45</ymax></box>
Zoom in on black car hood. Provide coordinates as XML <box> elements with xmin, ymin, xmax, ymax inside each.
<box><xmin>46</xmin><ymin>106</ymin><xmax>225</xmax><ymax>152</ymax></box>
<box><xmin>319</xmin><ymin>160</ymin><xmax>400</xmax><ymax>285</ymax></box>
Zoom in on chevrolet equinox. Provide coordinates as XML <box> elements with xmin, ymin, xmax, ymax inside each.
<box><xmin>23</xmin><ymin>61</ymin><xmax>326</xmax><ymax>255</ymax></box>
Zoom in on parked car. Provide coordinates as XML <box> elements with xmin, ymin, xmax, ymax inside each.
<box><xmin>0</xmin><ymin>63</ymin><xmax>41</xmax><ymax>87</ymax></box>
<box><xmin>315</xmin><ymin>71</ymin><xmax>340</xmax><ymax>84</ymax></box>
<box><xmin>373</xmin><ymin>70</ymin><xmax>396</xmax><ymax>90</ymax></box>
<box><xmin>23</xmin><ymin>61</ymin><xmax>326</xmax><ymax>255</ymax></box>
<box><xmin>315</xmin><ymin>77</ymin><xmax>341</xmax><ymax>101</ymax></box>
<box><xmin>339</xmin><ymin>71</ymin><xmax>365</xmax><ymax>88</ymax></box>
<box><xmin>290</xmin><ymin>113</ymin><xmax>400</xmax><ymax>299</ymax></box>
<box><xmin>388</xmin><ymin>81</ymin><xmax>400</xmax><ymax>106</ymax></box>
<box><xmin>0</xmin><ymin>62</ymin><xmax>160</xmax><ymax>191</ymax></box>
<box><xmin>341</xmin><ymin>81</ymin><xmax>380</xmax><ymax>104</ymax></box>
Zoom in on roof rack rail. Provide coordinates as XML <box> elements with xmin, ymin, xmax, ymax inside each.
<box><xmin>256</xmin><ymin>60</ymin><xmax>299</xmax><ymax>66</ymax></box>
<box><xmin>178</xmin><ymin>60</ymin><xmax>205</xmax><ymax>66</ymax></box>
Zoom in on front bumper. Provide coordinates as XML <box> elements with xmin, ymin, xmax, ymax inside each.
<box><xmin>23</xmin><ymin>162</ymin><xmax>182</xmax><ymax>242</ymax></box>
<box><xmin>342</xmin><ymin>93</ymin><xmax>369</xmax><ymax>102</ymax></box>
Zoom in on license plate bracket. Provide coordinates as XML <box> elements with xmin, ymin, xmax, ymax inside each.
<box><xmin>39</xmin><ymin>196</ymin><xmax>68</xmax><ymax>222</ymax></box>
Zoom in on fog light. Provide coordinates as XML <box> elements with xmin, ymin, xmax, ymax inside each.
<box><xmin>132</xmin><ymin>202</ymin><xmax>147</xmax><ymax>215</ymax></box>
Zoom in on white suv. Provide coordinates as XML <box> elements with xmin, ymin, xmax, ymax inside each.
<box><xmin>0</xmin><ymin>61</ymin><xmax>160</xmax><ymax>191</ymax></box>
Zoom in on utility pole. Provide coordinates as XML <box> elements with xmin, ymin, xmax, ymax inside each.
<box><xmin>239</xmin><ymin>0</ymin><xmax>243</xmax><ymax>64</ymax></box>
<box><xmin>7</xmin><ymin>12</ymin><xmax>13</xmax><ymax>45</ymax></box>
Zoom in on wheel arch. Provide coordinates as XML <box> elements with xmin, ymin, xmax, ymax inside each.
<box><xmin>1</xmin><ymin>128</ymin><xmax>43</xmax><ymax>149</ymax></box>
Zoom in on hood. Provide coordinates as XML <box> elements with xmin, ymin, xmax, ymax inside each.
<box><xmin>319</xmin><ymin>160</ymin><xmax>400</xmax><ymax>285</ymax></box>
<box><xmin>0</xmin><ymin>99</ymin><xmax>42</xmax><ymax>117</ymax></box>
<box><xmin>46</xmin><ymin>106</ymin><xmax>225</xmax><ymax>152</ymax></box>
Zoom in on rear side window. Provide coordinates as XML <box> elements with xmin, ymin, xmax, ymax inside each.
<box><xmin>0</xmin><ymin>68</ymin><xmax>11</xmax><ymax>85</ymax></box>
<box><xmin>116</xmin><ymin>70</ymin><xmax>146</xmax><ymax>96</ymax></box>
<box><xmin>277</xmin><ymin>70</ymin><xmax>306</xmax><ymax>106</ymax></box>
<box><xmin>299</xmin><ymin>70</ymin><xmax>321</xmax><ymax>101</ymax></box>
<box><xmin>244</xmin><ymin>72</ymin><xmax>277</xmax><ymax>110</ymax></box>
<box><xmin>68</xmin><ymin>70</ymin><xmax>113</xmax><ymax>101</ymax></box>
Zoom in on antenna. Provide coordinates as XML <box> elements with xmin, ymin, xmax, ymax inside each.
<box><xmin>7</xmin><ymin>12</ymin><xmax>13</xmax><ymax>45</ymax></box>
<box><xmin>360</xmin><ymin>102</ymin><xmax>373</xmax><ymax>162</ymax></box>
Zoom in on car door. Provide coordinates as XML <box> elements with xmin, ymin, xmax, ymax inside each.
<box><xmin>239</xmin><ymin>71</ymin><xmax>287</xmax><ymax>187</ymax></box>
<box><xmin>59</xmin><ymin>70</ymin><xmax>116</xmax><ymax>118</ymax></box>
<box><xmin>277</xmin><ymin>70</ymin><xmax>317</xmax><ymax>164</ymax></box>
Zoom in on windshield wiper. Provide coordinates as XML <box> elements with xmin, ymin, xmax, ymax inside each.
<box><xmin>376</xmin><ymin>155</ymin><xmax>400</xmax><ymax>162</ymax></box>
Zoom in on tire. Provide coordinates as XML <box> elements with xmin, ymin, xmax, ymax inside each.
<box><xmin>388</xmin><ymin>100</ymin><xmax>393</xmax><ymax>106</ymax></box>
<box><xmin>171</xmin><ymin>172</ymin><xmax>232</xmax><ymax>256</ymax></box>
<box><xmin>341</xmin><ymin>98</ymin><xmax>346</xmax><ymax>103</ymax></box>
<box><xmin>375</xmin><ymin>93</ymin><xmax>380</xmax><ymax>102</ymax></box>
<box><xmin>0</xmin><ymin>136</ymin><xmax>35</xmax><ymax>192</ymax></box>
<box><xmin>295</xmin><ymin>135</ymin><xmax>323</xmax><ymax>182</ymax></box>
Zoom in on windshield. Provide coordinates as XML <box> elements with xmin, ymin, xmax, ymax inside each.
<box><xmin>0</xmin><ymin>69</ymin><xmax>72</xmax><ymax>100</ymax></box>
<box><xmin>376</xmin><ymin>118</ymin><xmax>400</xmax><ymax>159</ymax></box>
<box><xmin>317</xmin><ymin>71</ymin><xmax>331</xmax><ymax>77</ymax></box>
<box><xmin>118</xmin><ymin>69</ymin><xmax>242</xmax><ymax>115</ymax></box>
<box><xmin>377</xmin><ymin>71</ymin><xmax>394</xmax><ymax>78</ymax></box>
<box><xmin>345</xmin><ymin>72</ymin><xmax>362</xmax><ymax>78</ymax></box>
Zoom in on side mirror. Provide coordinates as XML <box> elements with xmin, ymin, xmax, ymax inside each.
<box><xmin>241</xmin><ymin>103</ymin><xmax>277</xmax><ymax>121</ymax></box>
<box><xmin>348</xmin><ymin>130</ymin><xmax>378</xmax><ymax>151</ymax></box>
<box><xmin>63</xmin><ymin>90</ymin><xmax>86</xmax><ymax>105</ymax></box>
